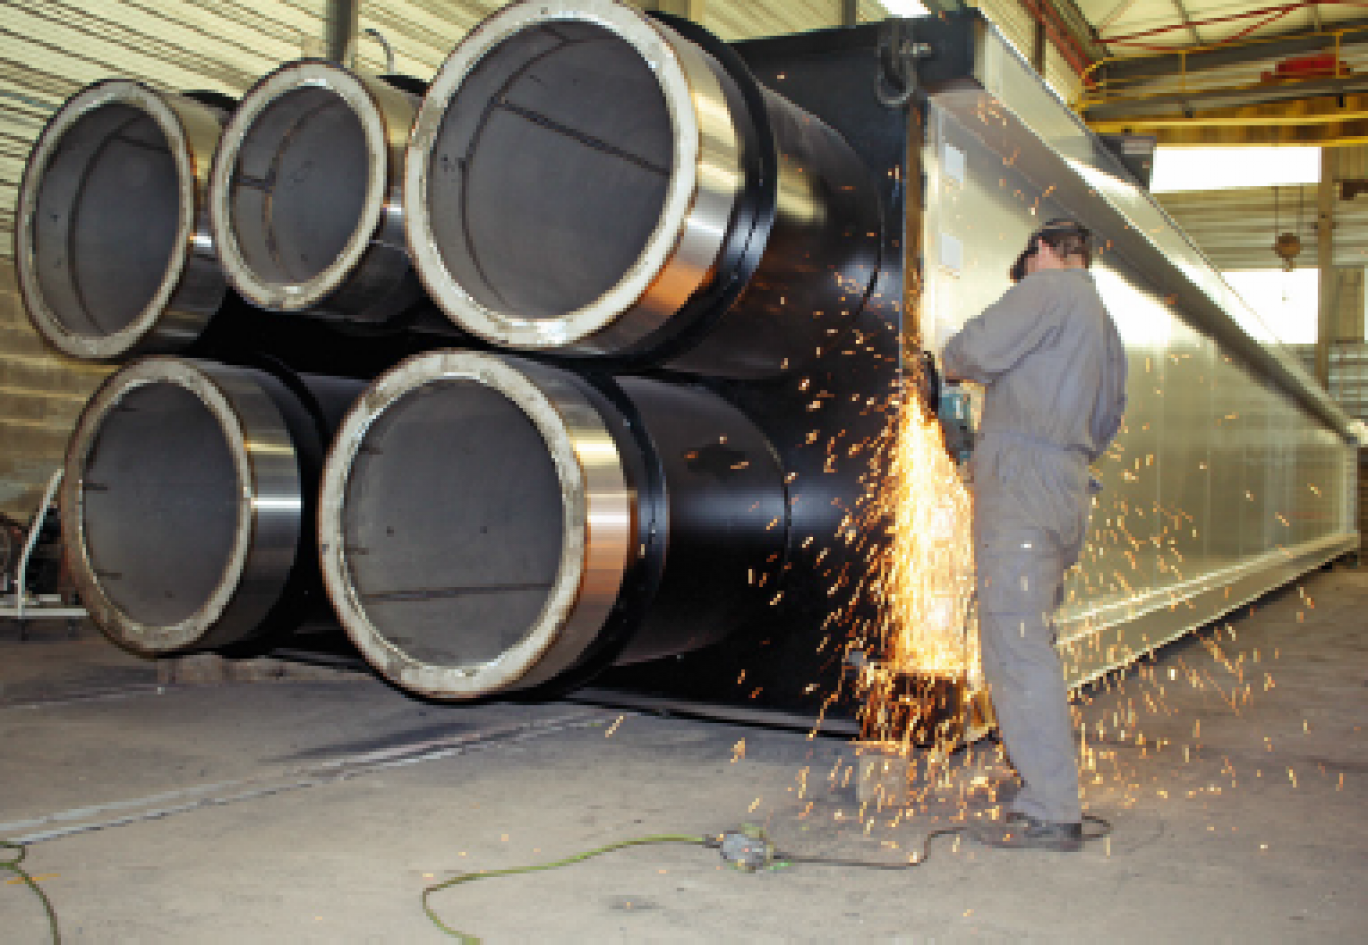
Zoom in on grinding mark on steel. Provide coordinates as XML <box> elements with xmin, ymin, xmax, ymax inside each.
<box><xmin>1</xmin><ymin>713</ymin><xmax>618</xmax><ymax>844</ymax></box>
<box><xmin>360</xmin><ymin>582</ymin><xmax>554</xmax><ymax>603</ymax></box>
<box><xmin>496</xmin><ymin>99</ymin><xmax>671</xmax><ymax>177</ymax></box>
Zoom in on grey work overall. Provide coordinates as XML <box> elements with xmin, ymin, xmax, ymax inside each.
<box><xmin>942</xmin><ymin>268</ymin><xmax>1127</xmax><ymax>823</ymax></box>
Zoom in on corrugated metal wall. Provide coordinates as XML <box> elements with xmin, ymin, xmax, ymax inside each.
<box><xmin>1156</xmin><ymin>185</ymin><xmax>1368</xmax><ymax>271</ymax></box>
<box><xmin>0</xmin><ymin>0</ymin><xmax>900</xmax><ymax>268</ymax></box>
<box><xmin>708</xmin><ymin>0</ymin><xmax>841</xmax><ymax>40</ymax></box>
<box><xmin>0</xmin><ymin>0</ymin><xmax>492</xmax><ymax>521</ymax></box>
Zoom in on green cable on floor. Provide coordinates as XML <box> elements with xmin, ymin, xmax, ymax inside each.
<box><xmin>2</xmin><ymin>840</ymin><xmax>60</xmax><ymax>944</ymax></box>
<box><xmin>421</xmin><ymin>833</ymin><xmax>713</xmax><ymax>942</ymax></box>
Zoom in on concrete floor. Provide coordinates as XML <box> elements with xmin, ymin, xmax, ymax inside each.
<box><xmin>1</xmin><ymin>566</ymin><xmax>1365</xmax><ymax>943</ymax></box>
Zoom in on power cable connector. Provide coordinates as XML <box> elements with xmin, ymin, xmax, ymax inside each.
<box><xmin>717</xmin><ymin>824</ymin><xmax>780</xmax><ymax>872</ymax></box>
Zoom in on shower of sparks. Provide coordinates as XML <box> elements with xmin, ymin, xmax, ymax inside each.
<box><xmin>749</xmin><ymin>131</ymin><xmax>1359</xmax><ymax>870</ymax></box>
<box><xmin>786</xmin><ymin>607</ymin><xmax>1348</xmax><ymax>856</ymax></box>
<box><xmin>878</xmin><ymin>395</ymin><xmax>977</xmax><ymax>680</ymax></box>
<box><xmin>841</xmin><ymin>379</ymin><xmax>981</xmax><ymax>756</ymax></box>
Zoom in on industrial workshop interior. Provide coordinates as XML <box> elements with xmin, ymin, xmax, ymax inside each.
<box><xmin>1</xmin><ymin>0</ymin><xmax>1365</xmax><ymax>939</ymax></box>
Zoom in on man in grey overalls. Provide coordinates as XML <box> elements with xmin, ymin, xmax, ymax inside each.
<box><xmin>941</xmin><ymin>219</ymin><xmax>1127</xmax><ymax>851</ymax></box>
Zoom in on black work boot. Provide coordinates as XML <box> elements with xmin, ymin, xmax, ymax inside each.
<box><xmin>970</xmin><ymin>814</ymin><xmax>1083</xmax><ymax>852</ymax></box>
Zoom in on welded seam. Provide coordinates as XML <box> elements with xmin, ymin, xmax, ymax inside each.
<box><xmin>254</xmin><ymin>96</ymin><xmax>348</xmax><ymax>285</ymax></box>
<box><xmin>495</xmin><ymin>100</ymin><xmax>670</xmax><ymax>177</ymax></box>
<box><xmin>452</xmin><ymin>32</ymin><xmax>655</xmax><ymax>313</ymax></box>
<box><xmin>454</xmin><ymin>34</ymin><xmax>582</xmax><ymax>311</ymax></box>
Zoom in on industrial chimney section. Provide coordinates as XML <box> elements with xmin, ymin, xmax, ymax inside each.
<box><xmin>208</xmin><ymin>60</ymin><xmax>430</xmax><ymax>330</ymax></box>
<box><xmin>16</xmin><ymin>80</ymin><xmax>231</xmax><ymax>360</ymax></box>
<box><xmin>317</xmin><ymin>350</ymin><xmax>789</xmax><ymax>700</ymax></box>
<box><xmin>61</xmin><ymin>358</ymin><xmax>362</xmax><ymax>655</ymax></box>
<box><xmin>404</xmin><ymin>0</ymin><xmax>883</xmax><ymax>377</ymax></box>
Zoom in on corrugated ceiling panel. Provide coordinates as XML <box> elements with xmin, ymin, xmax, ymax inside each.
<box><xmin>1337</xmin><ymin>145</ymin><xmax>1368</xmax><ymax>183</ymax></box>
<box><xmin>1076</xmin><ymin>0</ymin><xmax>1365</xmax><ymax>46</ymax></box>
<box><xmin>1158</xmin><ymin>185</ymin><xmax>1368</xmax><ymax>271</ymax></box>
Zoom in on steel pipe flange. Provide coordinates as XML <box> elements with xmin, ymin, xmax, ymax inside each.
<box><xmin>209</xmin><ymin>60</ymin><xmax>422</xmax><ymax>325</ymax></box>
<box><xmin>60</xmin><ymin>357</ymin><xmax>355</xmax><ymax>654</ymax></box>
<box><xmin>405</xmin><ymin>0</ymin><xmax>743</xmax><ymax>354</ymax></box>
<box><xmin>319</xmin><ymin>349</ymin><xmax>634</xmax><ymax>698</ymax></box>
<box><xmin>404</xmin><ymin>0</ymin><xmax>882</xmax><ymax>376</ymax></box>
<box><xmin>318</xmin><ymin>349</ymin><xmax>788</xmax><ymax>700</ymax></box>
<box><xmin>16</xmin><ymin>80</ymin><xmax>229</xmax><ymax>360</ymax></box>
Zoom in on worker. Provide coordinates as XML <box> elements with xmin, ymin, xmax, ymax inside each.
<box><xmin>939</xmin><ymin>218</ymin><xmax>1127</xmax><ymax>852</ymax></box>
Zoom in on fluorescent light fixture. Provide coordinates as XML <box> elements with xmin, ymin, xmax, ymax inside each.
<box><xmin>1151</xmin><ymin>146</ymin><xmax>1320</xmax><ymax>193</ymax></box>
<box><xmin>879</xmin><ymin>1</ymin><xmax>931</xmax><ymax>15</ymax></box>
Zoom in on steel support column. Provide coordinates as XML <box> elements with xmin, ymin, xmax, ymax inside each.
<box><xmin>324</xmin><ymin>0</ymin><xmax>360</xmax><ymax>66</ymax></box>
<box><xmin>1318</xmin><ymin>147</ymin><xmax>1337</xmax><ymax>388</ymax></box>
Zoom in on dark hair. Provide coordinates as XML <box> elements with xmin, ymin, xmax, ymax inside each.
<box><xmin>1009</xmin><ymin>247</ymin><xmax>1030</xmax><ymax>282</ymax></box>
<box><xmin>1034</xmin><ymin>218</ymin><xmax>1092</xmax><ymax>268</ymax></box>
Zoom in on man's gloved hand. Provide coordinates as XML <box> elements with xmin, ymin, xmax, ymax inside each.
<box><xmin>916</xmin><ymin>351</ymin><xmax>941</xmax><ymax>414</ymax></box>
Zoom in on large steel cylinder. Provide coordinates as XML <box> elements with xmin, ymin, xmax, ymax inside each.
<box><xmin>404</xmin><ymin>0</ymin><xmax>882</xmax><ymax>377</ymax></box>
<box><xmin>318</xmin><ymin>350</ymin><xmax>788</xmax><ymax>699</ymax></box>
<box><xmin>209</xmin><ymin>61</ymin><xmax>428</xmax><ymax>329</ymax></box>
<box><xmin>16</xmin><ymin>80</ymin><xmax>230</xmax><ymax>360</ymax></box>
<box><xmin>60</xmin><ymin>357</ymin><xmax>363</xmax><ymax>655</ymax></box>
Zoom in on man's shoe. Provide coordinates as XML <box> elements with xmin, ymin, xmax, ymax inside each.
<box><xmin>969</xmin><ymin>815</ymin><xmax>1083</xmax><ymax>852</ymax></box>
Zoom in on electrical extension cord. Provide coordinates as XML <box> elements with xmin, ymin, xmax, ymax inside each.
<box><xmin>421</xmin><ymin>814</ymin><xmax>1114</xmax><ymax>940</ymax></box>
<box><xmin>2</xmin><ymin>840</ymin><xmax>60</xmax><ymax>944</ymax></box>
<box><xmin>420</xmin><ymin>819</ymin><xmax>982</xmax><ymax>940</ymax></box>
<box><xmin>2</xmin><ymin>809</ymin><xmax>1112</xmax><ymax>945</ymax></box>
<box><xmin>421</xmin><ymin>833</ymin><xmax>715</xmax><ymax>942</ymax></box>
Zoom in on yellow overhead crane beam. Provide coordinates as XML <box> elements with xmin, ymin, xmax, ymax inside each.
<box><xmin>1085</xmin><ymin>94</ymin><xmax>1368</xmax><ymax>148</ymax></box>
<box><xmin>1076</xmin><ymin>24</ymin><xmax>1368</xmax><ymax>147</ymax></box>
